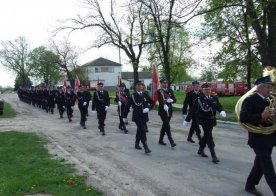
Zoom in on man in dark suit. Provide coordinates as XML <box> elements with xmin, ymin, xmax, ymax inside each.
<box><xmin>55</xmin><ymin>86</ymin><xmax>65</xmax><ymax>118</ymax></box>
<box><xmin>240</xmin><ymin>75</ymin><xmax>276</xmax><ymax>196</ymax></box>
<box><xmin>77</xmin><ymin>89</ymin><xmax>91</xmax><ymax>129</ymax></box>
<box><xmin>183</xmin><ymin>81</ymin><xmax>203</xmax><ymax>143</ymax></box>
<box><xmin>123</xmin><ymin>80</ymin><xmax>155</xmax><ymax>154</ymax></box>
<box><xmin>92</xmin><ymin>82</ymin><xmax>110</xmax><ymax>135</ymax></box>
<box><xmin>183</xmin><ymin>83</ymin><xmax>226</xmax><ymax>164</ymax></box>
<box><xmin>64</xmin><ymin>86</ymin><xmax>76</xmax><ymax>122</ymax></box>
<box><xmin>114</xmin><ymin>83</ymin><xmax>130</xmax><ymax>133</ymax></box>
<box><xmin>157</xmin><ymin>78</ymin><xmax>177</xmax><ymax>147</ymax></box>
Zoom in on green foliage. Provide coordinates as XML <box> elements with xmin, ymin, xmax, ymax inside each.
<box><xmin>28</xmin><ymin>46</ymin><xmax>61</xmax><ymax>85</ymax></box>
<box><xmin>0</xmin><ymin>131</ymin><xmax>102</xmax><ymax>196</ymax></box>
<box><xmin>0</xmin><ymin>101</ymin><xmax>17</xmax><ymax>118</ymax></box>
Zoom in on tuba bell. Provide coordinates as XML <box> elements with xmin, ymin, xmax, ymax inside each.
<box><xmin>235</xmin><ymin>66</ymin><xmax>276</xmax><ymax>135</ymax></box>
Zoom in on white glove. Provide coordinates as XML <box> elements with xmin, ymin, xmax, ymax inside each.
<box><xmin>105</xmin><ymin>106</ymin><xmax>109</xmax><ymax>111</ymax></box>
<box><xmin>183</xmin><ymin>114</ymin><xmax>187</xmax><ymax>119</ymax></box>
<box><xmin>91</xmin><ymin>110</ymin><xmax>96</xmax><ymax>115</ymax></box>
<box><xmin>83</xmin><ymin>102</ymin><xmax>87</xmax><ymax>106</ymax></box>
<box><xmin>118</xmin><ymin>101</ymin><xmax>122</xmax><ymax>106</ymax></box>
<box><xmin>71</xmin><ymin>106</ymin><xmax>74</xmax><ymax>110</ymax></box>
<box><xmin>220</xmin><ymin>111</ymin><xmax>226</xmax><ymax>118</ymax></box>
<box><xmin>163</xmin><ymin>104</ymin><xmax>169</xmax><ymax>112</ymax></box>
<box><xmin>182</xmin><ymin>121</ymin><xmax>190</xmax><ymax>127</ymax></box>
<box><xmin>166</xmin><ymin>98</ymin><xmax>174</xmax><ymax>103</ymax></box>
<box><xmin>123</xmin><ymin>118</ymin><xmax>128</xmax><ymax>123</ymax></box>
<box><xmin>63</xmin><ymin>106</ymin><xmax>66</xmax><ymax>109</ymax></box>
<box><xmin>143</xmin><ymin>108</ymin><xmax>149</xmax><ymax>113</ymax></box>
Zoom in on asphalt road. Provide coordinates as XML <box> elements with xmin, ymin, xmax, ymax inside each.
<box><xmin>0</xmin><ymin>93</ymin><xmax>275</xmax><ymax>196</ymax></box>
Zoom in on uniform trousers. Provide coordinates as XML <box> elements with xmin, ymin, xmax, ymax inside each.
<box><xmin>135</xmin><ymin>120</ymin><xmax>147</xmax><ymax>145</ymax></box>
<box><xmin>199</xmin><ymin>121</ymin><xmax>215</xmax><ymax>149</ymax></box>
<box><xmin>159</xmin><ymin>112</ymin><xmax>172</xmax><ymax>140</ymax></box>
<box><xmin>246</xmin><ymin>147</ymin><xmax>276</xmax><ymax>195</ymax></box>
<box><xmin>97</xmin><ymin>109</ymin><xmax>107</xmax><ymax>128</ymax></box>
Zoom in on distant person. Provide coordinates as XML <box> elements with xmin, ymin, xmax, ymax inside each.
<box><xmin>55</xmin><ymin>87</ymin><xmax>65</xmax><ymax>118</ymax></box>
<box><xmin>123</xmin><ymin>80</ymin><xmax>155</xmax><ymax>154</ymax></box>
<box><xmin>114</xmin><ymin>83</ymin><xmax>130</xmax><ymax>133</ymax></box>
<box><xmin>183</xmin><ymin>83</ymin><xmax>226</xmax><ymax>164</ymax></box>
<box><xmin>77</xmin><ymin>89</ymin><xmax>91</xmax><ymax>129</ymax></box>
<box><xmin>182</xmin><ymin>81</ymin><xmax>203</xmax><ymax>143</ymax></box>
<box><xmin>91</xmin><ymin>82</ymin><xmax>110</xmax><ymax>135</ymax></box>
<box><xmin>157</xmin><ymin>78</ymin><xmax>177</xmax><ymax>147</ymax></box>
<box><xmin>64</xmin><ymin>86</ymin><xmax>76</xmax><ymax>122</ymax></box>
<box><xmin>240</xmin><ymin>75</ymin><xmax>276</xmax><ymax>196</ymax></box>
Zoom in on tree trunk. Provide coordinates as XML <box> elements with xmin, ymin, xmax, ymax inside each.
<box><xmin>268</xmin><ymin>1</ymin><xmax>276</xmax><ymax>67</ymax></box>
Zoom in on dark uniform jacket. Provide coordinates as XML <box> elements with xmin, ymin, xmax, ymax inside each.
<box><xmin>240</xmin><ymin>93</ymin><xmax>276</xmax><ymax>149</ymax></box>
<box><xmin>186</xmin><ymin>95</ymin><xmax>224</xmax><ymax>126</ymax></box>
<box><xmin>92</xmin><ymin>90</ymin><xmax>110</xmax><ymax>111</ymax></box>
<box><xmin>114</xmin><ymin>88</ymin><xmax>130</xmax><ymax>112</ymax></box>
<box><xmin>182</xmin><ymin>90</ymin><xmax>203</xmax><ymax>114</ymax></box>
<box><xmin>157</xmin><ymin>88</ymin><xmax>176</xmax><ymax>116</ymax></box>
<box><xmin>123</xmin><ymin>91</ymin><xmax>155</xmax><ymax>123</ymax></box>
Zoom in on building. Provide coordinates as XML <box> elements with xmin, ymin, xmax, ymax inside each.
<box><xmin>83</xmin><ymin>57</ymin><xmax>152</xmax><ymax>90</ymax></box>
<box><xmin>121</xmin><ymin>72</ymin><xmax>152</xmax><ymax>89</ymax></box>
<box><xmin>84</xmin><ymin>57</ymin><xmax>122</xmax><ymax>90</ymax></box>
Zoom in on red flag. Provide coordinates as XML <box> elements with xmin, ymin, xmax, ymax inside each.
<box><xmin>74</xmin><ymin>75</ymin><xmax>80</xmax><ymax>93</ymax></box>
<box><xmin>63</xmin><ymin>80</ymin><xmax>67</xmax><ymax>93</ymax></box>
<box><xmin>152</xmin><ymin>64</ymin><xmax>159</xmax><ymax>102</ymax></box>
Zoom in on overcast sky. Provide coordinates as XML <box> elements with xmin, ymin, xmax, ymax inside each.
<box><xmin>0</xmin><ymin>0</ymin><xmax>127</xmax><ymax>87</ymax></box>
<box><xmin>0</xmin><ymin>0</ymin><xmax>212</xmax><ymax>87</ymax></box>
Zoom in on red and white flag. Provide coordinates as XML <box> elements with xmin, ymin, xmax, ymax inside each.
<box><xmin>151</xmin><ymin>64</ymin><xmax>159</xmax><ymax>102</ymax></box>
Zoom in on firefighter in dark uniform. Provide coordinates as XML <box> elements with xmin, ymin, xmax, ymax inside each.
<box><xmin>240</xmin><ymin>75</ymin><xmax>276</xmax><ymax>196</ymax></box>
<box><xmin>56</xmin><ymin>87</ymin><xmax>66</xmax><ymax>118</ymax></box>
<box><xmin>47</xmin><ymin>86</ymin><xmax>56</xmax><ymax>114</ymax></box>
<box><xmin>64</xmin><ymin>86</ymin><xmax>76</xmax><ymax>122</ymax></box>
<box><xmin>91</xmin><ymin>82</ymin><xmax>110</xmax><ymax>135</ymax></box>
<box><xmin>183</xmin><ymin>83</ymin><xmax>226</xmax><ymax>164</ymax></box>
<box><xmin>114</xmin><ymin>83</ymin><xmax>130</xmax><ymax>133</ymax></box>
<box><xmin>77</xmin><ymin>90</ymin><xmax>91</xmax><ymax>129</ymax></box>
<box><xmin>183</xmin><ymin>81</ymin><xmax>203</xmax><ymax>143</ymax></box>
<box><xmin>157</xmin><ymin>78</ymin><xmax>177</xmax><ymax>147</ymax></box>
<box><xmin>123</xmin><ymin>80</ymin><xmax>155</xmax><ymax>154</ymax></box>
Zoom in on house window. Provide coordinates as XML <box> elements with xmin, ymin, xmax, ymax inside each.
<box><xmin>100</xmin><ymin>67</ymin><xmax>114</xmax><ymax>73</ymax></box>
<box><xmin>95</xmin><ymin>67</ymin><xmax>100</xmax><ymax>73</ymax></box>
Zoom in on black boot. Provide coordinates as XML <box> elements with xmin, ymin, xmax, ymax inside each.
<box><xmin>168</xmin><ymin>136</ymin><xmax>176</xmax><ymax>147</ymax></box>
<box><xmin>159</xmin><ymin>130</ymin><xmax>166</xmax><ymax>145</ymax></box>
<box><xmin>198</xmin><ymin>147</ymin><xmax>208</xmax><ymax>157</ymax></box>
<box><xmin>135</xmin><ymin>143</ymin><xmax>142</xmax><ymax>150</ymax></box>
<box><xmin>159</xmin><ymin>140</ymin><xmax>167</xmax><ymax>145</ymax></box>
<box><xmin>210</xmin><ymin>148</ymin><xmax>219</xmax><ymax>164</ymax></box>
<box><xmin>187</xmin><ymin>130</ymin><xmax>195</xmax><ymax>143</ymax></box>
<box><xmin>142</xmin><ymin>142</ymin><xmax>151</xmax><ymax>154</ymax></box>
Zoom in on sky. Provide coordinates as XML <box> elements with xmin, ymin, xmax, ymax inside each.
<box><xmin>0</xmin><ymin>0</ymin><xmax>128</xmax><ymax>87</ymax></box>
<box><xmin>0</xmin><ymin>0</ymin><xmax>211</xmax><ymax>87</ymax></box>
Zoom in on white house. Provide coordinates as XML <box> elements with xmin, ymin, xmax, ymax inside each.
<box><xmin>121</xmin><ymin>72</ymin><xmax>152</xmax><ymax>89</ymax></box>
<box><xmin>84</xmin><ymin>57</ymin><xmax>122</xmax><ymax>89</ymax></box>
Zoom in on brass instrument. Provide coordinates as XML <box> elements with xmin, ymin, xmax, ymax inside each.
<box><xmin>235</xmin><ymin>66</ymin><xmax>276</xmax><ymax>135</ymax></box>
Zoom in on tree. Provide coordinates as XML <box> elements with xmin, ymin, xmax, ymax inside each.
<box><xmin>147</xmin><ymin>22</ymin><xmax>193</xmax><ymax>83</ymax></box>
<box><xmin>200</xmin><ymin>68</ymin><xmax>217</xmax><ymax>82</ymax></box>
<box><xmin>28</xmin><ymin>46</ymin><xmax>61</xmax><ymax>85</ymax></box>
<box><xmin>51</xmin><ymin>39</ymin><xmax>79</xmax><ymax>87</ymax></box>
<box><xmin>56</xmin><ymin>0</ymin><xmax>150</xmax><ymax>83</ymax></box>
<box><xmin>0</xmin><ymin>37</ymin><xmax>31</xmax><ymax>86</ymax></box>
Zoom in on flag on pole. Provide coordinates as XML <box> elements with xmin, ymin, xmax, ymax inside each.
<box><xmin>151</xmin><ymin>64</ymin><xmax>159</xmax><ymax>102</ymax></box>
<box><xmin>74</xmin><ymin>75</ymin><xmax>80</xmax><ymax>93</ymax></box>
<box><xmin>117</xmin><ymin>75</ymin><xmax>122</xmax><ymax>116</ymax></box>
<box><xmin>63</xmin><ymin>80</ymin><xmax>67</xmax><ymax>93</ymax></box>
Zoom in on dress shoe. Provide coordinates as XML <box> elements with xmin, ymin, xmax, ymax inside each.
<box><xmin>198</xmin><ymin>149</ymin><xmax>208</xmax><ymax>157</ymax></box>
<box><xmin>187</xmin><ymin>138</ymin><xmax>195</xmax><ymax>143</ymax></box>
<box><xmin>135</xmin><ymin>145</ymin><xmax>142</xmax><ymax>150</ymax></box>
<box><xmin>145</xmin><ymin>148</ymin><xmax>151</xmax><ymax>154</ymax></box>
<box><xmin>102</xmin><ymin>132</ymin><xmax>105</xmax><ymax>136</ymax></box>
<box><xmin>159</xmin><ymin>141</ymin><xmax>167</xmax><ymax>145</ymax></box>
<box><xmin>212</xmin><ymin>156</ymin><xmax>220</xmax><ymax>164</ymax></box>
<box><xmin>171</xmin><ymin>143</ymin><xmax>176</xmax><ymax>147</ymax></box>
<box><xmin>245</xmin><ymin>187</ymin><xmax>263</xmax><ymax>196</ymax></box>
<box><xmin>83</xmin><ymin>125</ymin><xmax>87</xmax><ymax>129</ymax></box>
<box><xmin>124</xmin><ymin>129</ymin><xmax>128</xmax><ymax>134</ymax></box>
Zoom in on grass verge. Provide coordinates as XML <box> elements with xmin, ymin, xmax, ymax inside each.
<box><xmin>0</xmin><ymin>101</ymin><xmax>17</xmax><ymax>118</ymax></box>
<box><xmin>0</xmin><ymin>131</ymin><xmax>102</xmax><ymax>196</ymax></box>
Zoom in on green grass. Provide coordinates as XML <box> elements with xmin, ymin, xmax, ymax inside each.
<box><xmin>0</xmin><ymin>131</ymin><xmax>102</xmax><ymax>196</ymax></box>
<box><xmin>0</xmin><ymin>101</ymin><xmax>17</xmax><ymax>118</ymax></box>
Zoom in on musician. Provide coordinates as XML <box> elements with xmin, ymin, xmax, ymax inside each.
<box><xmin>157</xmin><ymin>78</ymin><xmax>177</xmax><ymax>147</ymax></box>
<box><xmin>240</xmin><ymin>75</ymin><xmax>276</xmax><ymax>196</ymax></box>
<box><xmin>92</xmin><ymin>82</ymin><xmax>110</xmax><ymax>135</ymax></box>
<box><xmin>183</xmin><ymin>83</ymin><xmax>226</xmax><ymax>164</ymax></box>
<box><xmin>114</xmin><ymin>83</ymin><xmax>130</xmax><ymax>133</ymax></box>
<box><xmin>183</xmin><ymin>81</ymin><xmax>203</xmax><ymax>143</ymax></box>
<box><xmin>123</xmin><ymin>80</ymin><xmax>155</xmax><ymax>154</ymax></box>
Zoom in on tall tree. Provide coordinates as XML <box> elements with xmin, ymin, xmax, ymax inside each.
<box><xmin>28</xmin><ymin>46</ymin><xmax>61</xmax><ymax>85</ymax></box>
<box><xmin>51</xmin><ymin>39</ymin><xmax>79</xmax><ymax>87</ymax></box>
<box><xmin>0</xmin><ymin>37</ymin><xmax>31</xmax><ymax>86</ymax></box>
<box><xmin>56</xmin><ymin>0</ymin><xmax>149</xmax><ymax>83</ymax></box>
